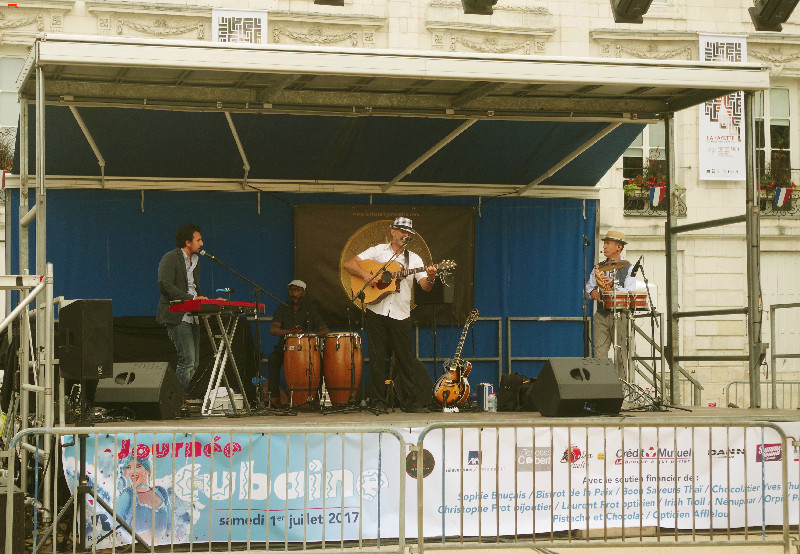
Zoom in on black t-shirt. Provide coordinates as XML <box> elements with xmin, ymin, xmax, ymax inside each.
<box><xmin>271</xmin><ymin>302</ymin><xmax>326</xmax><ymax>345</ymax></box>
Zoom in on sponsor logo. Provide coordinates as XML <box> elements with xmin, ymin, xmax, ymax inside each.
<box><xmin>467</xmin><ymin>451</ymin><xmax>481</xmax><ymax>466</ymax></box>
<box><xmin>405</xmin><ymin>448</ymin><xmax>435</xmax><ymax>479</ymax></box>
<box><xmin>708</xmin><ymin>448</ymin><xmax>744</xmax><ymax>458</ymax></box>
<box><xmin>560</xmin><ymin>446</ymin><xmax>596</xmax><ymax>469</ymax></box>
<box><xmin>756</xmin><ymin>443</ymin><xmax>782</xmax><ymax>462</ymax></box>
<box><xmin>614</xmin><ymin>446</ymin><xmax>692</xmax><ymax>465</ymax></box>
<box><xmin>561</xmin><ymin>446</ymin><xmax>583</xmax><ymax>464</ymax></box>
<box><xmin>517</xmin><ymin>446</ymin><xmax>551</xmax><ymax>472</ymax></box>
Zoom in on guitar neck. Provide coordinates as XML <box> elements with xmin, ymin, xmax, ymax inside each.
<box><xmin>452</xmin><ymin>322</ymin><xmax>471</xmax><ymax>362</ymax></box>
<box><xmin>391</xmin><ymin>266</ymin><xmax>425</xmax><ymax>280</ymax></box>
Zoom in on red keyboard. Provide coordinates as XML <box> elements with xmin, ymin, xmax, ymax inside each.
<box><xmin>169</xmin><ymin>299</ymin><xmax>265</xmax><ymax>315</ymax></box>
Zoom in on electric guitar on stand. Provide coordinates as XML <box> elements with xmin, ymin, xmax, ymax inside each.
<box><xmin>433</xmin><ymin>309</ymin><xmax>479</xmax><ymax>407</ymax></box>
<box><xmin>350</xmin><ymin>259</ymin><xmax>456</xmax><ymax>304</ymax></box>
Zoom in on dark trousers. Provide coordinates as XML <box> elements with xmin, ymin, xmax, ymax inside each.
<box><xmin>365</xmin><ymin>310</ymin><xmax>433</xmax><ymax>408</ymax></box>
<box><xmin>266</xmin><ymin>346</ymin><xmax>284</xmax><ymax>399</ymax></box>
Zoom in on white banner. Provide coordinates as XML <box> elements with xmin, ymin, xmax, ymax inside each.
<box><xmin>699</xmin><ymin>34</ymin><xmax>747</xmax><ymax>181</ymax></box>
<box><xmin>415</xmin><ymin>422</ymin><xmax>800</xmax><ymax>536</ymax></box>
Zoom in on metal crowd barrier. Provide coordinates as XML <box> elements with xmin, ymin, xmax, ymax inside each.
<box><xmin>725</xmin><ymin>380</ymin><xmax>800</xmax><ymax>410</ymax></box>
<box><xmin>5</xmin><ymin>419</ymin><xmax>798</xmax><ymax>553</ymax></box>
<box><xmin>414</xmin><ymin>419</ymin><xmax>797</xmax><ymax>552</ymax></box>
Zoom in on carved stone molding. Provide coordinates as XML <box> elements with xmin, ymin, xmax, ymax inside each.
<box><xmin>115</xmin><ymin>17</ymin><xmax>206</xmax><ymax>39</ymax></box>
<box><xmin>443</xmin><ymin>33</ymin><xmax>532</xmax><ymax>55</ymax></box>
<box><xmin>749</xmin><ymin>47</ymin><xmax>800</xmax><ymax>77</ymax></box>
<box><xmin>272</xmin><ymin>25</ymin><xmax>361</xmax><ymax>48</ymax></box>
<box><xmin>427</xmin><ymin>22</ymin><xmax>553</xmax><ymax>55</ymax></box>
<box><xmin>87</xmin><ymin>4</ymin><xmax>210</xmax><ymax>38</ymax></box>
<box><xmin>0</xmin><ymin>12</ymin><xmax>43</xmax><ymax>32</ymax></box>
<box><xmin>0</xmin><ymin>11</ymin><xmax>46</xmax><ymax>45</ymax></box>
<box><xmin>612</xmin><ymin>42</ymin><xmax>694</xmax><ymax>61</ymax></box>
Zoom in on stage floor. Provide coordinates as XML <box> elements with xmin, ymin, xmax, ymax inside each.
<box><xmin>93</xmin><ymin>405</ymin><xmax>800</xmax><ymax>428</ymax></box>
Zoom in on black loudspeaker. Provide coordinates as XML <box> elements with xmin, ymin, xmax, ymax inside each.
<box><xmin>95</xmin><ymin>362</ymin><xmax>184</xmax><ymax>420</ymax></box>
<box><xmin>533</xmin><ymin>357</ymin><xmax>623</xmax><ymax>417</ymax></box>
<box><xmin>58</xmin><ymin>299</ymin><xmax>113</xmax><ymax>380</ymax></box>
<box><xmin>413</xmin><ymin>278</ymin><xmax>454</xmax><ymax>305</ymax></box>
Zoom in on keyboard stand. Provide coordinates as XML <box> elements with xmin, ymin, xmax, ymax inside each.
<box><xmin>200</xmin><ymin>313</ymin><xmax>253</xmax><ymax>416</ymax></box>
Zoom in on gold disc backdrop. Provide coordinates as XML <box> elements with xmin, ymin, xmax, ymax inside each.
<box><xmin>339</xmin><ymin>220</ymin><xmax>432</xmax><ymax>310</ymax></box>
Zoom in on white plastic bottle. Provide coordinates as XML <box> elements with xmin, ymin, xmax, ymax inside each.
<box><xmin>487</xmin><ymin>392</ymin><xmax>497</xmax><ymax>412</ymax></box>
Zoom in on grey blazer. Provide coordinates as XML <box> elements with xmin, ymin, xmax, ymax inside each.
<box><xmin>156</xmin><ymin>248</ymin><xmax>204</xmax><ymax>325</ymax></box>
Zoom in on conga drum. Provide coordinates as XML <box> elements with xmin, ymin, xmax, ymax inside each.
<box><xmin>322</xmin><ymin>332</ymin><xmax>363</xmax><ymax>403</ymax></box>
<box><xmin>283</xmin><ymin>334</ymin><xmax>321</xmax><ymax>406</ymax></box>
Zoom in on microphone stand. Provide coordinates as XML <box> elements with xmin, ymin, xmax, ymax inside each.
<box><xmin>200</xmin><ymin>252</ymin><xmax>291</xmax><ymax>415</ymax></box>
<box><xmin>582</xmin><ymin>235</ymin><xmax>591</xmax><ymax>357</ymax></box>
<box><xmin>636</xmin><ymin>259</ymin><xmax>690</xmax><ymax>413</ymax></box>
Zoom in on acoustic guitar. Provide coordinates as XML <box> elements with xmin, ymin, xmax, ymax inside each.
<box><xmin>349</xmin><ymin>259</ymin><xmax>456</xmax><ymax>305</ymax></box>
<box><xmin>433</xmin><ymin>309</ymin><xmax>479</xmax><ymax>407</ymax></box>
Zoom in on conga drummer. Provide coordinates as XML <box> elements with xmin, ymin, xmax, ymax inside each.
<box><xmin>266</xmin><ymin>279</ymin><xmax>329</xmax><ymax>407</ymax></box>
<box><xmin>584</xmin><ymin>230</ymin><xmax>637</xmax><ymax>380</ymax></box>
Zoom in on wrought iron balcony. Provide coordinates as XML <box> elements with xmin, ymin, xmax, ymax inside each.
<box><xmin>759</xmin><ymin>189</ymin><xmax>799</xmax><ymax>218</ymax></box>
<box><xmin>623</xmin><ymin>187</ymin><xmax>686</xmax><ymax>217</ymax></box>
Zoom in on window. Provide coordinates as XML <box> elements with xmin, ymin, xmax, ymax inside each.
<box><xmin>622</xmin><ymin>122</ymin><xmax>665</xmax><ymax>184</ymax></box>
<box><xmin>755</xmin><ymin>87</ymin><xmax>791</xmax><ymax>180</ymax></box>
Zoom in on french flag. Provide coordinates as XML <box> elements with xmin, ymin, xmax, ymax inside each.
<box><xmin>650</xmin><ymin>186</ymin><xmax>666</xmax><ymax>207</ymax></box>
<box><xmin>775</xmin><ymin>188</ymin><xmax>792</xmax><ymax>207</ymax></box>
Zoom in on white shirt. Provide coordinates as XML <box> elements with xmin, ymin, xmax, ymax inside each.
<box><xmin>181</xmin><ymin>249</ymin><xmax>199</xmax><ymax>324</ymax></box>
<box><xmin>358</xmin><ymin>243</ymin><xmax>425</xmax><ymax>320</ymax></box>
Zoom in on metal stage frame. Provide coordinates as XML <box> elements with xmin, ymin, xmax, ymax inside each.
<box><xmin>2</xmin><ymin>34</ymin><xmax>772</xmax><ymax>546</ymax></box>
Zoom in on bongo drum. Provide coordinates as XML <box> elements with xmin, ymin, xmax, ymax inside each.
<box><xmin>322</xmin><ymin>332</ymin><xmax>363</xmax><ymax>403</ymax></box>
<box><xmin>283</xmin><ymin>333</ymin><xmax>321</xmax><ymax>406</ymax></box>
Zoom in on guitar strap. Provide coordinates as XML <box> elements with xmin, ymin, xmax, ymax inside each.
<box><xmin>404</xmin><ymin>249</ymin><xmax>410</xmax><ymax>274</ymax></box>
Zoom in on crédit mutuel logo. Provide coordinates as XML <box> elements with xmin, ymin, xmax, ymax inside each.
<box><xmin>614</xmin><ymin>445</ymin><xmax>692</xmax><ymax>465</ymax></box>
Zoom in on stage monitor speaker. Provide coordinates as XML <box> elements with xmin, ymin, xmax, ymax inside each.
<box><xmin>95</xmin><ymin>362</ymin><xmax>184</xmax><ymax>420</ymax></box>
<box><xmin>58</xmin><ymin>299</ymin><xmax>113</xmax><ymax>380</ymax></box>
<box><xmin>533</xmin><ymin>357</ymin><xmax>623</xmax><ymax>417</ymax></box>
<box><xmin>413</xmin><ymin>278</ymin><xmax>454</xmax><ymax>305</ymax></box>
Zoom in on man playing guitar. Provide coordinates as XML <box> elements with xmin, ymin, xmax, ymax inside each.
<box><xmin>343</xmin><ymin>217</ymin><xmax>437</xmax><ymax>413</ymax></box>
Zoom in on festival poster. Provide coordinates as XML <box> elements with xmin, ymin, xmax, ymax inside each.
<box><xmin>61</xmin><ymin>422</ymin><xmax>800</xmax><ymax>548</ymax></box>
<box><xmin>61</xmin><ymin>431</ymin><xmax>402</xmax><ymax>549</ymax></box>
<box><xmin>698</xmin><ymin>34</ymin><xmax>747</xmax><ymax>181</ymax></box>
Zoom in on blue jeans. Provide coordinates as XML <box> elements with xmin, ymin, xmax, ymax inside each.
<box><xmin>167</xmin><ymin>321</ymin><xmax>200</xmax><ymax>392</ymax></box>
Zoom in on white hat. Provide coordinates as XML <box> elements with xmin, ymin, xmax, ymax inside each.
<box><xmin>390</xmin><ymin>216</ymin><xmax>415</xmax><ymax>234</ymax></box>
<box><xmin>287</xmin><ymin>279</ymin><xmax>306</xmax><ymax>290</ymax></box>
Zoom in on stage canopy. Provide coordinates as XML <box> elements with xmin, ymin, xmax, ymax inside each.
<box><xmin>5</xmin><ymin>36</ymin><xmax>771</xmax><ymax>384</ymax></box>
<box><xmin>10</xmin><ymin>34</ymin><xmax>770</xmax><ymax>196</ymax></box>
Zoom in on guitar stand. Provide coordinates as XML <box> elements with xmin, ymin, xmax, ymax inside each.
<box><xmin>200</xmin><ymin>313</ymin><xmax>252</xmax><ymax>417</ymax></box>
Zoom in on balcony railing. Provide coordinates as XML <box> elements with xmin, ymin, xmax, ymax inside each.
<box><xmin>623</xmin><ymin>187</ymin><xmax>686</xmax><ymax>217</ymax></box>
<box><xmin>759</xmin><ymin>189</ymin><xmax>799</xmax><ymax>218</ymax></box>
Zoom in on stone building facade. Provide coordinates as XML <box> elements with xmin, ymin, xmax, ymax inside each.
<box><xmin>0</xmin><ymin>0</ymin><xmax>798</xmax><ymax>407</ymax></box>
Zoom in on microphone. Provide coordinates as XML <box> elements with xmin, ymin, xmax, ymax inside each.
<box><xmin>631</xmin><ymin>256</ymin><xmax>643</xmax><ymax>277</ymax></box>
<box><xmin>199</xmin><ymin>250</ymin><xmax>217</xmax><ymax>260</ymax></box>
<box><xmin>403</xmin><ymin>235</ymin><xmax>413</xmax><ymax>245</ymax></box>
<box><xmin>216</xmin><ymin>287</ymin><xmax>234</xmax><ymax>293</ymax></box>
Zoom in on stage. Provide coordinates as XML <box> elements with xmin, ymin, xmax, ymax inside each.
<box><xmin>90</xmin><ymin>404</ymin><xmax>800</xmax><ymax>427</ymax></box>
